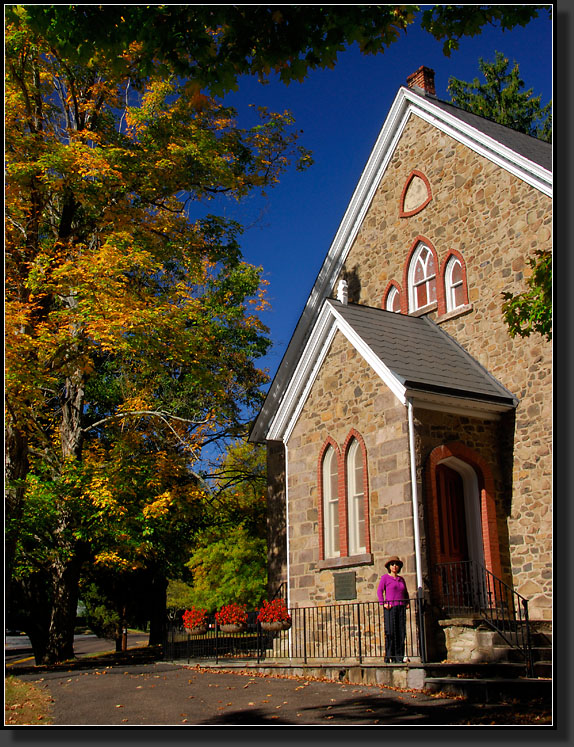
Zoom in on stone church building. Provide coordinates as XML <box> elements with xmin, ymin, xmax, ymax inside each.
<box><xmin>249</xmin><ymin>67</ymin><xmax>552</xmax><ymax>658</ymax></box>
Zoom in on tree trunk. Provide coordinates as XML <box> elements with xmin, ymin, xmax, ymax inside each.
<box><xmin>41</xmin><ymin>364</ymin><xmax>86</xmax><ymax>664</ymax></box>
<box><xmin>148</xmin><ymin>573</ymin><xmax>168</xmax><ymax>646</ymax></box>
<box><xmin>4</xmin><ymin>417</ymin><xmax>29</xmax><ymax>602</ymax></box>
<box><xmin>42</xmin><ymin>551</ymin><xmax>82</xmax><ymax>664</ymax></box>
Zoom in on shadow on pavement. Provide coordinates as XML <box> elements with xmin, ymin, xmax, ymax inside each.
<box><xmin>5</xmin><ymin>644</ymin><xmax>164</xmax><ymax>676</ymax></box>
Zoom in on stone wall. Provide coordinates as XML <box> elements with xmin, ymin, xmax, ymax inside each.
<box><xmin>334</xmin><ymin>114</ymin><xmax>552</xmax><ymax>619</ymax></box>
<box><xmin>285</xmin><ymin>329</ymin><xmax>416</xmax><ymax>607</ymax></box>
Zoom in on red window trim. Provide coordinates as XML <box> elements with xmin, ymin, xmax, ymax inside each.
<box><xmin>401</xmin><ymin>236</ymin><xmax>440</xmax><ymax>314</ymax></box>
<box><xmin>438</xmin><ymin>250</ymin><xmax>469</xmax><ymax>316</ymax></box>
<box><xmin>399</xmin><ymin>169</ymin><xmax>433</xmax><ymax>218</ymax></box>
<box><xmin>318</xmin><ymin>431</ymin><xmax>371</xmax><ymax>561</ymax></box>
<box><xmin>382</xmin><ymin>280</ymin><xmax>402</xmax><ymax>313</ymax></box>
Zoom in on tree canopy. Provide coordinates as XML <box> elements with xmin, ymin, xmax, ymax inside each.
<box><xmin>448</xmin><ymin>50</ymin><xmax>552</xmax><ymax>141</ymax></box>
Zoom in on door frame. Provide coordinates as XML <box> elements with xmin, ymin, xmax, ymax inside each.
<box><xmin>425</xmin><ymin>442</ymin><xmax>503</xmax><ymax>587</ymax></box>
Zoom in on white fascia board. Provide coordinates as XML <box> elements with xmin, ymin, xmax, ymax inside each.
<box><xmin>407</xmin><ymin>389</ymin><xmax>513</xmax><ymax>420</ymax></box>
<box><xmin>328</xmin><ymin>303</ymin><xmax>407</xmax><ymax>404</ymax></box>
<box><xmin>267</xmin><ymin>302</ymin><xmax>407</xmax><ymax>443</ymax></box>
<box><xmin>403</xmin><ymin>90</ymin><xmax>553</xmax><ymax>197</ymax></box>
<box><xmin>266</xmin><ymin>304</ymin><xmax>337</xmax><ymax>443</ymax></box>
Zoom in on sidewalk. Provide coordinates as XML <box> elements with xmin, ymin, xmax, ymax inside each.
<box><xmin>6</xmin><ymin>647</ymin><xmax>552</xmax><ymax>726</ymax></box>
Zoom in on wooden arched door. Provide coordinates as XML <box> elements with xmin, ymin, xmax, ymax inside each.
<box><xmin>436</xmin><ymin>463</ymin><xmax>469</xmax><ymax>564</ymax></box>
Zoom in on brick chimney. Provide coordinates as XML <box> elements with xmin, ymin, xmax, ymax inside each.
<box><xmin>406</xmin><ymin>66</ymin><xmax>436</xmax><ymax>96</ymax></box>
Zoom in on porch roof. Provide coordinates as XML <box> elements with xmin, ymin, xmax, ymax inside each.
<box><xmin>327</xmin><ymin>299</ymin><xmax>518</xmax><ymax>407</ymax></box>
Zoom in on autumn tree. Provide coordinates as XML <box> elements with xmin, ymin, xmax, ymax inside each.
<box><xmin>447</xmin><ymin>52</ymin><xmax>552</xmax><ymax>340</ymax></box>
<box><xmin>18</xmin><ymin>5</ymin><xmax>550</xmax><ymax>92</ymax></box>
<box><xmin>5</xmin><ymin>14</ymin><xmax>309</xmax><ymax>663</ymax></box>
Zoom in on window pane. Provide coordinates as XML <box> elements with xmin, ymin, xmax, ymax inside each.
<box><xmin>453</xmin><ymin>282</ymin><xmax>464</xmax><ymax>308</ymax></box>
<box><xmin>428</xmin><ymin>277</ymin><xmax>437</xmax><ymax>302</ymax></box>
<box><xmin>386</xmin><ymin>286</ymin><xmax>400</xmax><ymax>313</ymax></box>
<box><xmin>323</xmin><ymin>447</ymin><xmax>339</xmax><ymax>557</ymax></box>
<box><xmin>414</xmin><ymin>259</ymin><xmax>425</xmax><ymax>283</ymax></box>
<box><xmin>416</xmin><ymin>282</ymin><xmax>427</xmax><ymax>307</ymax></box>
<box><xmin>451</xmin><ymin>260</ymin><xmax>462</xmax><ymax>284</ymax></box>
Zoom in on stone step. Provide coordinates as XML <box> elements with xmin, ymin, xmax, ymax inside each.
<box><xmin>423</xmin><ymin>661</ymin><xmax>526</xmax><ymax>679</ymax></box>
<box><xmin>424</xmin><ymin>675</ymin><xmax>552</xmax><ymax>704</ymax></box>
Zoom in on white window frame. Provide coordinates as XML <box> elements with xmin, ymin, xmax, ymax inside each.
<box><xmin>385</xmin><ymin>285</ymin><xmax>401</xmax><ymax>313</ymax></box>
<box><xmin>346</xmin><ymin>439</ymin><xmax>366</xmax><ymax>556</ymax></box>
<box><xmin>408</xmin><ymin>243</ymin><xmax>437</xmax><ymax>312</ymax></box>
<box><xmin>322</xmin><ymin>446</ymin><xmax>340</xmax><ymax>558</ymax></box>
<box><xmin>445</xmin><ymin>255</ymin><xmax>465</xmax><ymax>312</ymax></box>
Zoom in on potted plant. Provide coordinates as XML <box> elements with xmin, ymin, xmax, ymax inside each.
<box><xmin>215</xmin><ymin>603</ymin><xmax>248</xmax><ymax>633</ymax></box>
<box><xmin>256</xmin><ymin>599</ymin><xmax>292</xmax><ymax>631</ymax></box>
<box><xmin>182</xmin><ymin>608</ymin><xmax>208</xmax><ymax>635</ymax></box>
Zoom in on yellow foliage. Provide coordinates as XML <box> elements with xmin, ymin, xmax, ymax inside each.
<box><xmin>142</xmin><ymin>490</ymin><xmax>174</xmax><ymax>519</ymax></box>
<box><xmin>93</xmin><ymin>551</ymin><xmax>131</xmax><ymax>570</ymax></box>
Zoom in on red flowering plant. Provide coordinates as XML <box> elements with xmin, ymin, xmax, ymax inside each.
<box><xmin>215</xmin><ymin>602</ymin><xmax>248</xmax><ymax>627</ymax></box>
<box><xmin>256</xmin><ymin>599</ymin><xmax>291</xmax><ymax>624</ymax></box>
<box><xmin>182</xmin><ymin>608</ymin><xmax>208</xmax><ymax>631</ymax></box>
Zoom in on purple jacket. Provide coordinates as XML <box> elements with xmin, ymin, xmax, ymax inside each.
<box><xmin>377</xmin><ymin>573</ymin><xmax>409</xmax><ymax>606</ymax></box>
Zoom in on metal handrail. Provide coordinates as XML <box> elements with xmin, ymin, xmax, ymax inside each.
<box><xmin>436</xmin><ymin>560</ymin><xmax>533</xmax><ymax>675</ymax></box>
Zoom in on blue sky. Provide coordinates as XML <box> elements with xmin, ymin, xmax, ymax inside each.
<box><xmin>214</xmin><ymin>8</ymin><xmax>553</xmax><ymax>387</ymax></box>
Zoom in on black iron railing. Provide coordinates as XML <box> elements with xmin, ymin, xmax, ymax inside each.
<box><xmin>164</xmin><ymin>598</ymin><xmax>424</xmax><ymax>665</ymax></box>
<box><xmin>436</xmin><ymin>560</ymin><xmax>533</xmax><ymax>675</ymax></box>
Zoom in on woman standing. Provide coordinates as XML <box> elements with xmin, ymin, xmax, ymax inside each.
<box><xmin>377</xmin><ymin>556</ymin><xmax>410</xmax><ymax>663</ymax></box>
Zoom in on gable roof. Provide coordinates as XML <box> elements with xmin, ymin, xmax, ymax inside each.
<box><xmin>328</xmin><ymin>300</ymin><xmax>517</xmax><ymax>406</ymax></box>
<box><xmin>263</xmin><ymin>299</ymin><xmax>517</xmax><ymax>444</ymax></box>
<box><xmin>250</xmin><ymin>85</ymin><xmax>550</xmax><ymax>444</ymax></box>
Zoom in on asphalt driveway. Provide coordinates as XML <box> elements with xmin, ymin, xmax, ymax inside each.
<box><xmin>8</xmin><ymin>649</ymin><xmax>552</xmax><ymax>727</ymax></box>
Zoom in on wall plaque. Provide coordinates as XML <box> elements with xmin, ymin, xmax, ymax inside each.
<box><xmin>334</xmin><ymin>571</ymin><xmax>356</xmax><ymax>601</ymax></box>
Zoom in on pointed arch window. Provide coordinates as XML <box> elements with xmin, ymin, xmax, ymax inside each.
<box><xmin>322</xmin><ymin>445</ymin><xmax>340</xmax><ymax>558</ymax></box>
<box><xmin>385</xmin><ymin>284</ymin><xmax>401</xmax><ymax>313</ymax></box>
<box><xmin>408</xmin><ymin>242</ymin><xmax>437</xmax><ymax>312</ymax></box>
<box><xmin>346</xmin><ymin>439</ymin><xmax>366</xmax><ymax>555</ymax></box>
<box><xmin>444</xmin><ymin>255</ymin><xmax>466</xmax><ymax>312</ymax></box>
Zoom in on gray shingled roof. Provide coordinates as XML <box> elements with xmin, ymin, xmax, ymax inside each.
<box><xmin>406</xmin><ymin>87</ymin><xmax>552</xmax><ymax>172</ymax></box>
<box><xmin>328</xmin><ymin>299</ymin><xmax>517</xmax><ymax>406</ymax></box>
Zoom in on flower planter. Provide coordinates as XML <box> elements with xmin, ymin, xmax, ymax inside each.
<box><xmin>219</xmin><ymin>623</ymin><xmax>246</xmax><ymax>634</ymax></box>
<box><xmin>260</xmin><ymin>620</ymin><xmax>291</xmax><ymax>632</ymax></box>
<box><xmin>186</xmin><ymin>626</ymin><xmax>208</xmax><ymax>636</ymax></box>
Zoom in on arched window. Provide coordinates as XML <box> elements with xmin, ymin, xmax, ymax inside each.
<box><xmin>444</xmin><ymin>255</ymin><xmax>466</xmax><ymax>312</ymax></box>
<box><xmin>385</xmin><ymin>285</ymin><xmax>401</xmax><ymax>313</ymax></box>
<box><xmin>408</xmin><ymin>242</ymin><xmax>437</xmax><ymax>312</ymax></box>
<box><xmin>322</xmin><ymin>445</ymin><xmax>340</xmax><ymax>558</ymax></box>
<box><xmin>346</xmin><ymin>439</ymin><xmax>366</xmax><ymax>555</ymax></box>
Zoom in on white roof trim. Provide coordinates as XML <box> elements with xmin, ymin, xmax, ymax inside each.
<box><xmin>403</xmin><ymin>90</ymin><xmax>552</xmax><ymax>196</ymax></box>
<box><xmin>266</xmin><ymin>302</ymin><xmax>407</xmax><ymax>443</ymax></box>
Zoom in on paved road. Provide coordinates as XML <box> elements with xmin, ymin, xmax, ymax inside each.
<box><xmin>6</xmin><ymin>651</ymin><xmax>552</xmax><ymax>726</ymax></box>
<box><xmin>5</xmin><ymin>633</ymin><xmax>150</xmax><ymax>667</ymax></box>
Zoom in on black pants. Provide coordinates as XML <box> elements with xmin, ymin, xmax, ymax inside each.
<box><xmin>383</xmin><ymin>605</ymin><xmax>406</xmax><ymax>662</ymax></box>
